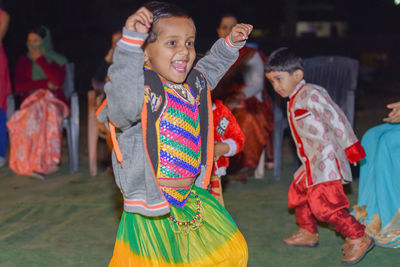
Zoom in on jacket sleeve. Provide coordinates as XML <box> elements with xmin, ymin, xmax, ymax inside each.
<box><xmin>307</xmin><ymin>88</ymin><xmax>365</xmax><ymax>163</ymax></box>
<box><xmin>102</xmin><ymin>28</ymin><xmax>148</xmax><ymax>130</ymax></box>
<box><xmin>195</xmin><ymin>35</ymin><xmax>245</xmax><ymax>90</ymax></box>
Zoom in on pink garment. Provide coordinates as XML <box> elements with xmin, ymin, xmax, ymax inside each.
<box><xmin>7</xmin><ymin>89</ymin><xmax>69</xmax><ymax>176</ymax></box>
<box><xmin>0</xmin><ymin>9</ymin><xmax>12</xmax><ymax>111</ymax></box>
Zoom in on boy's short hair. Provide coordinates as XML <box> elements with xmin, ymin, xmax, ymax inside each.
<box><xmin>144</xmin><ymin>1</ymin><xmax>194</xmax><ymax>43</ymax></box>
<box><xmin>265</xmin><ymin>47</ymin><xmax>304</xmax><ymax>74</ymax></box>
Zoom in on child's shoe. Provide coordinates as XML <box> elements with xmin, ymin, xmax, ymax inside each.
<box><xmin>283</xmin><ymin>228</ymin><xmax>319</xmax><ymax>247</ymax></box>
<box><xmin>341</xmin><ymin>234</ymin><xmax>374</xmax><ymax>265</ymax></box>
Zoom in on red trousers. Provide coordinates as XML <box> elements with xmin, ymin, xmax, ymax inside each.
<box><xmin>288</xmin><ymin>175</ymin><xmax>365</xmax><ymax>239</ymax></box>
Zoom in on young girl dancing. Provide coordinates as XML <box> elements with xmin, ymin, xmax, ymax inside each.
<box><xmin>97</xmin><ymin>1</ymin><xmax>252</xmax><ymax>266</ymax></box>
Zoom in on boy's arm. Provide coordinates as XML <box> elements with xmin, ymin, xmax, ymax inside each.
<box><xmin>195</xmin><ymin>34</ymin><xmax>245</xmax><ymax>90</ymax></box>
<box><xmin>308</xmin><ymin>89</ymin><xmax>365</xmax><ymax>163</ymax></box>
<box><xmin>102</xmin><ymin>28</ymin><xmax>148</xmax><ymax>130</ymax></box>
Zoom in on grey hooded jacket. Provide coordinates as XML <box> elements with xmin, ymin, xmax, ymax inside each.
<box><xmin>97</xmin><ymin>27</ymin><xmax>244</xmax><ymax>217</ymax></box>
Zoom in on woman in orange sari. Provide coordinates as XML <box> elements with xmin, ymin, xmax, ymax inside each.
<box><xmin>7</xmin><ymin>26</ymin><xmax>69</xmax><ymax>179</ymax></box>
<box><xmin>213</xmin><ymin>15</ymin><xmax>273</xmax><ymax>179</ymax></box>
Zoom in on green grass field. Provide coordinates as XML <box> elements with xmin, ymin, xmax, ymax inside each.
<box><xmin>1</xmin><ymin>161</ymin><xmax>399</xmax><ymax>267</ymax></box>
<box><xmin>0</xmin><ymin>83</ymin><xmax>399</xmax><ymax>266</ymax></box>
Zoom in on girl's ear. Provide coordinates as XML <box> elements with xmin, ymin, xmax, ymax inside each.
<box><xmin>293</xmin><ymin>69</ymin><xmax>304</xmax><ymax>82</ymax></box>
<box><xmin>143</xmin><ymin>46</ymin><xmax>150</xmax><ymax>66</ymax></box>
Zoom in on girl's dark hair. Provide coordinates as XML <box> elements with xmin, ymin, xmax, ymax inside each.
<box><xmin>144</xmin><ymin>1</ymin><xmax>193</xmax><ymax>43</ymax></box>
<box><xmin>29</xmin><ymin>26</ymin><xmax>47</xmax><ymax>39</ymax></box>
<box><xmin>265</xmin><ymin>47</ymin><xmax>304</xmax><ymax>74</ymax></box>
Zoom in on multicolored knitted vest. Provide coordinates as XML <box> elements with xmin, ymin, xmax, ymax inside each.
<box><xmin>157</xmin><ymin>82</ymin><xmax>201</xmax><ymax>208</ymax></box>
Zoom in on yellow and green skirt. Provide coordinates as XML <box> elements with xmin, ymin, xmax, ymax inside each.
<box><xmin>108</xmin><ymin>186</ymin><xmax>248</xmax><ymax>266</ymax></box>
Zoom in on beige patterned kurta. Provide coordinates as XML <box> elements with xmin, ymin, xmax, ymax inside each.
<box><xmin>287</xmin><ymin>81</ymin><xmax>365</xmax><ymax>187</ymax></box>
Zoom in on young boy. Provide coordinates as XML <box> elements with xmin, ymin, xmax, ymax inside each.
<box><xmin>211</xmin><ymin>99</ymin><xmax>245</xmax><ymax>206</ymax></box>
<box><xmin>97</xmin><ymin>2</ymin><xmax>252</xmax><ymax>266</ymax></box>
<box><xmin>265</xmin><ymin>47</ymin><xmax>374</xmax><ymax>266</ymax></box>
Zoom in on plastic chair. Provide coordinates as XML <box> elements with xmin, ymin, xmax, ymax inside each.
<box><xmin>272</xmin><ymin>56</ymin><xmax>359</xmax><ymax>180</ymax></box>
<box><xmin>87</xmin><ymin>89</ymin><xmax>100</xmax><ymax>176</ymax></box>
<box><xmin>7</xmin><ymin>62</ymin><xmax>79</xmax><ymax>173</ymax></box>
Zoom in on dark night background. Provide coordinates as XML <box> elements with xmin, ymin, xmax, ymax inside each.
<box><xmin>2</xmin><ymin>0</ymin><xmax>400</xmax><ymax>94</ymax></box>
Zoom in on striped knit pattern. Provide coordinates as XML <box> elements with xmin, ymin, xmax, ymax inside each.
<box><xmin>157</xmin><ymin>83</ymin><xmax>201</xmax><ymax>179</ymax></box>
<box><xmin>159</xmin><ymin>185</ymin><xmax>193</xmax><ymax>209</ymax></box>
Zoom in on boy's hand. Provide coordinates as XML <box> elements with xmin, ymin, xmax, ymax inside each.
<box><xmin>383</xmin><ymin>101</ymin><xmax>400</xmax><ymax>123</ymax></box>
<box><xmin>214</xmin><ymin>141</ymin><xmax>230</xmax><ymax>161</ymax></box>
<box><xmin>230</xmin><ymin>23</ymin><xmax>253</xmax><ymax>43</ymax></box>
<box><xmin>125</xmin><ymin>7</ymin><xmax>153</xmax><ymax>33</ymax></box>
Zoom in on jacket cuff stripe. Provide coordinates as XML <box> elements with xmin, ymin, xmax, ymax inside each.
<box><xmin>225</xmin><ymin>35</ymin><xmax>243</xmax><ymax>49</ymax></box>
<box><xmin>120</xmin><ymin>36</ymin><xmax>145</xmax><ymax>47</ymax></box>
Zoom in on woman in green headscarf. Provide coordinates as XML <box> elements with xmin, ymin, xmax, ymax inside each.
<box><xmin>14</xmin><ymin>25</ymin><xmax>68</xmax><ymax>101</ymax></box>
<box><xmin>8</xmin><ymin>26</ymin><xmax>69</xmax><ymax>179</ymax></box>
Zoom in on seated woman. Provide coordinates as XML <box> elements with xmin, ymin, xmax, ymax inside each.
<box><xmin>354</xmin><ymin>101</ymin><xmax>400</xmax><ymax>247</ymax></box>
<box><xmin>7</xmin><ymin>26</ymin><xmax>69</xmax><ymax>179</ymax></box>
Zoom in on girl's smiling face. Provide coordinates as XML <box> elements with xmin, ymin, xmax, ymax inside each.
<box><xmin>144</xmin><ymin>16</ymin><xmax>196</xmax><ymax>85</ymax></box>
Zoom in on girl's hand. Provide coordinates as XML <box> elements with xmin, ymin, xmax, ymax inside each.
<box><xmin>125</xmin><ymin>7</ymin><xmax>153</xmax><ymax>33</ymax></box>
<box><xmin>230</xmin><ymin>23</ymin><xmax>253</xmax><ymax>43</ymax></box>
<box><xmin>383</xmin><ymin>101</ymin><xmax>400</xmax><ymax>123</ymax></box>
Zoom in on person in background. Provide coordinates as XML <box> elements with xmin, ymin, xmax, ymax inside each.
<box><xmin>7</xmin><ymin>26</ymin><xmax>69</xmax><ymax>179</ymax></box>
<box><xmin>212</xmin><ymin>14</ymin><xmax>273</xmax><ymax>181</ymax></box>
<box><xmin>91</xmin><ymin>29</ymin><xmax>122</xmax><ymax>93</ymax></box>
<box><xmin>0</xmin><ymin>1</ymin><xmax>11</xmax><ymax>167</ymax></box>
<box><xmin>265</xmin><ymin>47</ymin><xmax>374</xmax><ymax>266</ymax></box>
<box><xmin>88</xmin><ymin>29</ymin><xmax>121</xmax><ymax>176</ymax></box>
<box><xmin>211</xmin><ymin>99</ymin><xmax>245</xmax><ymax>206</ymax></box>
<box><xmin>353</xmin><ymin>101</ymin><xmax>400</xmax><ymax>248</ymax></box>
<box><xmin>14</xmin><ymin>26</ymin><xmax>67</xmax><ymax>102</ymax></box>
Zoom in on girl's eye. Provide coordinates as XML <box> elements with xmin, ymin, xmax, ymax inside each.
<box><xmin>167</xmin><ymin>41</ymin><xmax>176</xmax><ymax>45</ymax></box>
<box><xmin>186</xmin><ymin>41</ymin><xmax>194</xmax><ymax>47</ymax></box>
